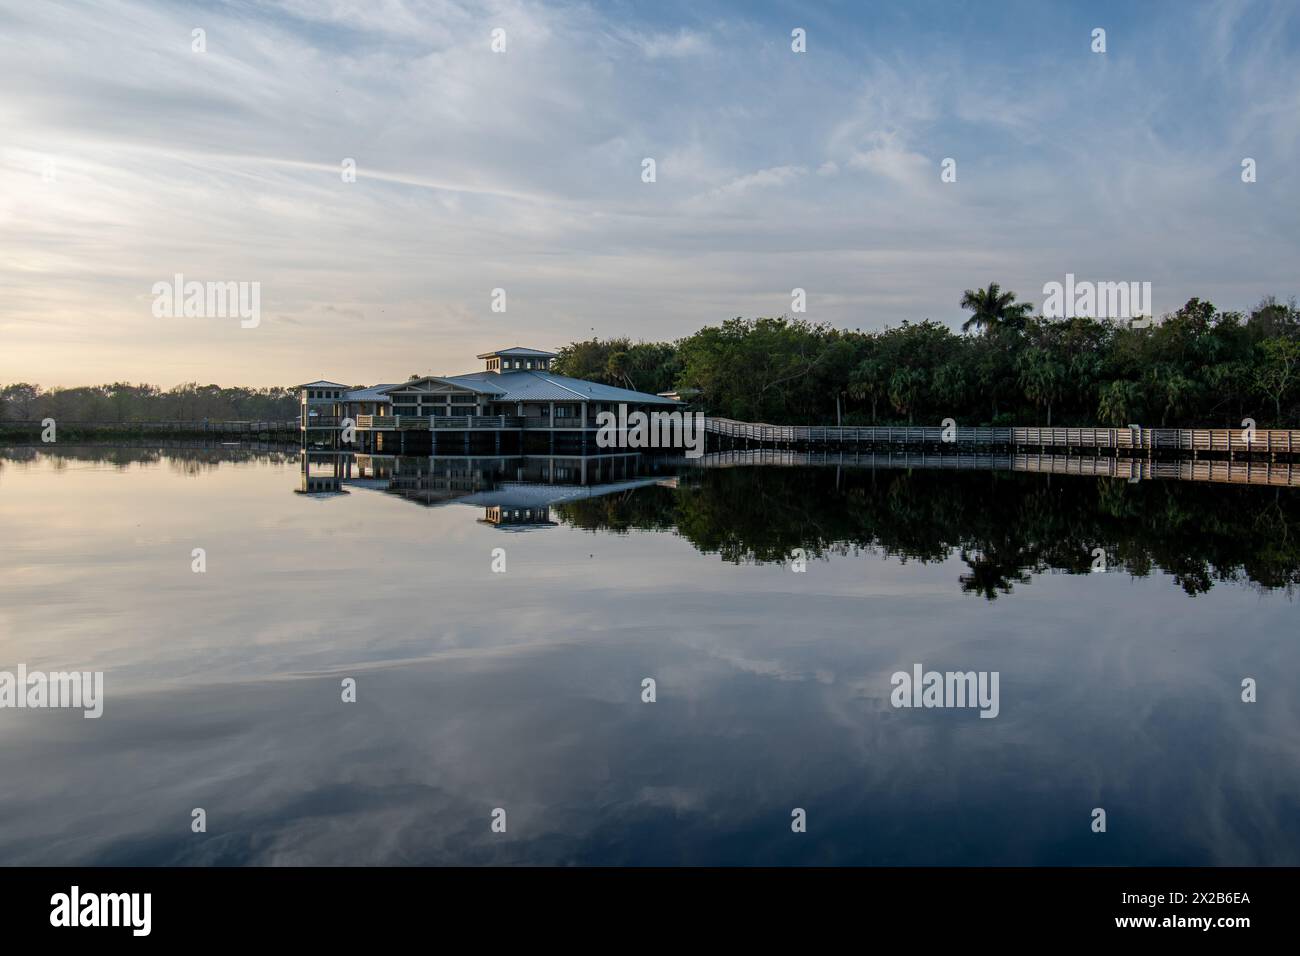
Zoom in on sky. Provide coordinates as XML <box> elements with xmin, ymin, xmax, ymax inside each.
<box><xmin>1</xmin><ymin>0</ymin><xmax>1298</xmax><ymax>388</ymax></box>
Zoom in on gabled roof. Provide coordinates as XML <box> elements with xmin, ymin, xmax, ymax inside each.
<box><xmin>306</xmin><ymin>368</ymin><xmax>681</xmax><ymax>406</ymax></box>
<box><xmin>380</xmin><ymin>376</ymin><xmax>506</xmax><ymax>396</ymax></box>
<box><xmin>345</xmin><ymin>384</ymin><xmax>399</xmax><ymax>402</ymax></box>
<box><xmin>297</xmin><ymin>379</ymin><xmax>349</xmax><ymax>389</ymax></box>
<box><xmin>476</xmin><ymin>346</ymin><xmax>557</xmax><ymax>359</ymax></box>
<box><xmin>447</xmin><ymin>370</ymin><xmax>681</xmax><ymax>405</ymax></box>
<box><xmin>461</xmin><ymin>477</ymin><xmax>665</xmax><ymax>509</ymax></box>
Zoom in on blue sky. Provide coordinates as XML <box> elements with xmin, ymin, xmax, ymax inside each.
<box><xmin>1</xmin><ymin>0</ymin><xmax>1297</xmax><ymax>385</ymax></box>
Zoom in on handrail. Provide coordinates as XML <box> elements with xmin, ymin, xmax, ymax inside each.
<box><xmin>702</xmin><ymin>418</ymin><xmax>1300</xmax><ymax>451</ymax></box>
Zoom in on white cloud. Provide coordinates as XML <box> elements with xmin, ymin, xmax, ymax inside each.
<box><xmin>844</xmin><ymin>133</ymin><xmax>929</xmax><ymax>186</ymax></box>
<box><xmin>0</xmin><ymin>0</ymin><xmax>1296</xmax><ymax>386</ymax></box>
<box><xmin>704</xmin><ymin>164</ymin><xmax>808</xmax><ymax>200</ymax></box>
<box><xmin>620</xmin><ymin>27</ymin><xmax>713</xmax><ymax>59</ymax></box>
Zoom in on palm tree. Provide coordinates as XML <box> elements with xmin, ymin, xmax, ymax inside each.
<box><xmin>1016</xmin><ymin>346</ymin><xmax>1064</xmax><ymax>425</ymax></box>
<box><xmin>960</xmin><ymin>283</ymin><xmax>1034</xmax><ymax>336</ymax></box>
<box><xmin>605</xmin><ymin>351</ymin><xmax>636</xmax><ymax>390</ymax></box>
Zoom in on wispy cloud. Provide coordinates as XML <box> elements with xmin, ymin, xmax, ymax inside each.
<box><xmin>1</xmin><ymin>0</ymin><xmax>1297</xmax><ymax>385</ymax></box>
<box><xmin>702</xmin><ymin>164</ymin><xmax>808</xmax><ymax>201</ymax></box>
<box><xmin>618</xmin><ymin>26</ymin><xmax>713</xmax><ymax>59</ymax></box>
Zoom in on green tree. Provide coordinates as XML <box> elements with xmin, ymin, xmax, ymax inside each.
<box><xmin>1016</xmin><ymin>339</ymin><xmax>1066</xmax><ymax>426</ymax></box>
<box><xmin>1253</xmin><ymin>338</ymin><xmax>1300</xmax><ymax>425</ymax></box>
<box><xmin>848</xmin><ymin>356</ymin><xmax>889</xmax><ymax>424</ymax></box>
<box><xmin>1147</xmin><ymin>363</ymin><xmax>1195</xmax><ymax>427</ymax></box>
<box><xmin>960</xmin><ymin>282</ymin><xmax>1034</xmax><ymax>336</ymax></box>
<box><xmin>888</xmin><ymin>367</ymin><xmax>927</xmax><ymax>423</ymax></box>
<box><xmin>1098</xmin><ymin>380</ymin><xmax>1143</xmax><ymax>426</ymax></box>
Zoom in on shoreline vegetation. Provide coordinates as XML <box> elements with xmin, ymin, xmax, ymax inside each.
<box><xmin>551</xmin><ymin>288</ymin><xmax>1300</xmax><ymax>428</ymax></box>
<box><xmin>4</xmin><ymin>286</ymin><xmax>1298</xmax><ymax>430</ymax></box>
<box><xmin>555</xmin><ymin>465</ymin><xmax>1300</xmax><ymax>597</ymax></box>
<box><xmin>0</xmin><ymin>421</ymin><xmax>297</xmax><ymax>442</ymax></box>
<box><xmin>6</xmin><ymin>445</ymin><xmax>1297</xmax><ymax>597</ymax></box>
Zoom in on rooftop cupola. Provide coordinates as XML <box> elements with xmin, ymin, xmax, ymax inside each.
<box><xmin>476</xmin><ymin>347</ymin><xmax>557</xmax><ymax>373</ymax></box>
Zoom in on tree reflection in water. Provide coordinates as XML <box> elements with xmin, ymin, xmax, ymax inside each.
<box><xmin>555</xmin><ymin>466</ymin><xmax>1300</xmax><ymax>598</ymax></box>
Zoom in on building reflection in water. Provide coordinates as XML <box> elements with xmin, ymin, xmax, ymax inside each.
<box><xmin>294</xmin><ymin>452</ymin><xmax>350</xmax><ymax>497</ymax></box>
<box><xmin>297</xmin><ymin>450</ymin><xmax>679</xmax><ymax>528</ymax></box>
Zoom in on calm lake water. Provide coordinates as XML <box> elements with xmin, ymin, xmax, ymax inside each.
<box><xmin>1</xmin><ymin>444</ymin><xmax>1297</xmax><ymax>865</ymax></box>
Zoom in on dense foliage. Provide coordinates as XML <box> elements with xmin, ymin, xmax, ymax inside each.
<box><xmin>7</xmin><ymin>286</ymin><xmax>1298</xmax><ymax>426</ymax></box>
<box><xmin>552</xmin><ymin>289</ymin><xmax>1300</xmax><ymax>427</ymax></box>
<box><xmin>0</xmin><ymin>382</ymin><xmax>298</xmax><ymax>422</ymax></box>
<box><xmin>556</xmin><ymin>465</ymin><xmax>1300</xmax><ymax>598</ymax></box>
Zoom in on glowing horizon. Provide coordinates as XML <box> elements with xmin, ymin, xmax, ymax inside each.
<box><xmin>2</xmin><ymin>0</ymin><xmax>1298</xmax><ymax>388</ymax></box>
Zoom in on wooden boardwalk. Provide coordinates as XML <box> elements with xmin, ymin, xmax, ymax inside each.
<box><xmin>704</xmin><ymin>418</ymin><xmax>1300</xmax><ymax>456</ymax></box>
<box><xmin>1014</xmin><ymin>453</ymin><xmax>1300</xmax><ymax>486</ymax></box>
<box><xmin>688</xmin><ymin>447</ymin><xmax>1300</xmax><ymax>487</ymax></box>
<box><xmin>342</xmin><ymin>414</ymin><xmax>1300</xmax><ymax>455</ymax></box>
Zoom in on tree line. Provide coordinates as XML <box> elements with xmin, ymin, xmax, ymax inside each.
<box><xmin>0</xmin><ymin>383</ymin><xmax>298</xmax><ymax>423</ymax></box>
<box><xmin>6</xmin><ymin>284</ymin><xmax>1297</xmax><ymax>427</ymax></box>
<box><xmin>555</xmin><ymin>464</ymin><xmax>1300</xmax><ymax>598</ymax></box>
<box><xmin>551</xmin><ymin>286</ymin><xmax>1300</xmax><ymax>427</ymax></box>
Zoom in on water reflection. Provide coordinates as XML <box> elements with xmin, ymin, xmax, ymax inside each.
<box><xmin>1</xmin><ymin>444</ymin><xmax>1296</xmax><ymax>866</ymax></box>
<box><xmin>300</xmin><ymin>450</ymin><xmax>680</xmax><ymax>528</ymax></box>
<box><xmin>297</xmin><ymin>448</ymin><xmax>1300</xmax><ymax>597</ymax></box>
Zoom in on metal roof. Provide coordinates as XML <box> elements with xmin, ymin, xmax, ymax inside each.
<box><xmin>459</xmin><ymin>477</ymin><xmax>665</xmax><ymax>509</ymax></box>
<box><xmin>345</xmin><ymin>384</ymin><xmax>399</xmax><ymax>402</ymax></box>
<box><xmin>446</xmin><ymin>371</ymin><xmax>681</xmax><ymax>405</ymax></box>
<box><xmin>476</xmin><ymin>346</ymin><xmax>557</xmax><ymax>359</ymax></box>
<box><xmin>315</xmin><ymin>368</ymin><xmax>680</xmax><ymax>406</ymax></box>
<box><xmin>379</xmin><ymin>376</ymin><xmax>507</xmax><ymax>396</ymax></box>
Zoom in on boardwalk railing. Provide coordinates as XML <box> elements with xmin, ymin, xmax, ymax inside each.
<box><xmin>337</xmin><ymin>413</ymin><xmax>1300</xmax><ymax>456</ymax></box>
<box><xmin>688</xmin><ymin>447</ymin><xmax>1300</xmax><ymax>487</ymax></box>
<box><xmin>706</xmin><ymin>418</ymin><xmax>1300</xmax><ymax>454</ymax></box>
<box><xmin>706</xmin><ymin>419</ymin><xmax>1012</xmax><ymax>444</ymax></box>
<box><xmin>1014</xmin><ymin>453</ymin><xmax>1300</xmax><ymax>485</ymax></box>
<box><xmin>352</xmin><ymin>415</ymin><xmax>611</xmax><ymax>430</ymax></box>
<box><xmin>1012</xmin><ymin>426</ymin><xmax>1300</xmax><ymax>452</ymax></box>
<box><xmin>355</xmin><ymin>415</ymin><xmax>524</xmax><ymax>430</ymax></box>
